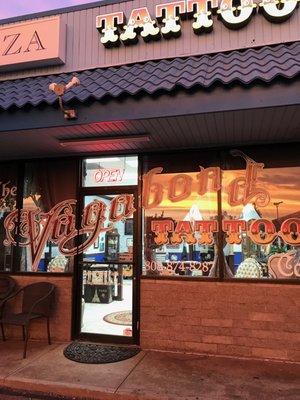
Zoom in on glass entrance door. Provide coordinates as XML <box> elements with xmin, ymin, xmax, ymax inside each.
<box><xmin>77</xmin><ymin>191</ymin><xmax>138</xmax><ymax>343</ymax></box>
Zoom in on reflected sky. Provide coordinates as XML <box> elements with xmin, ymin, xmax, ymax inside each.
<box><xmin>144</xmin><ymin>167</ymin><xmax>300</xmax><ymax>221</ymax></box>
<box><xmin>222</xmin><ymin>167</ymin><xmax>300</xmax><ymax>219</ymax></box>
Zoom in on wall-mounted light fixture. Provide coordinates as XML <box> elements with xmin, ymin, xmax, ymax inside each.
<box><xmin>59</xmin><ymin>134</ymin><xmax>150</xmax><ymax>147</ymax></box>
<box><xmin>49</xmin><ymin>76</ymin><xmax>80</xmax><ymax>120</ymax></box>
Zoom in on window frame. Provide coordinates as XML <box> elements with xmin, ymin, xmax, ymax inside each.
<box><xmin>141</xmin><ymin>144</ymin><xmax>300</xmax><ymax>284</ymax></box>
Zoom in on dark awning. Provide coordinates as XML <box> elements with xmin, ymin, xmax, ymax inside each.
<box><xmin>0</xmin><ymin>42</ymin><xmax>300</xmax><ymax>111</ymax></box>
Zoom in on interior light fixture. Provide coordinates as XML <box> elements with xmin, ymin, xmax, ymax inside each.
<box><xmin>98</xmin><ymin>157</ymin><xmax>122</xmax><ymax>163</ymax></box>
<box><xmin>59</xmin><ymin>134</ymin><xmax>150</xmax><ymax>147</ymax></box>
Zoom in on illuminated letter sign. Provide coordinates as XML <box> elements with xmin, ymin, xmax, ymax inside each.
<box><xmin>120</xmin><ymin>7</ymin><xmax>160</xmax><ymax>44</ymax></box>
<box><xmin>156</xmin><ymin>1</ymin><xmax>186</xmax><ymax>38</ymax></box>
<box><xmin>0</xmin><ymin>17</ymin><xmax>66</xmax><ymax>72</ymax></box>
<box><xmin>217</xmin><ymin>0</ymin><xmax>257</xmax><ymax>28</ymax></box>
<box><xmin>96</xmin><ymin>0</ymin><xmax>299</xmax><ymax>47</ymax></box>
<box><xmin>187</xmin><ymin>0</ymin><xmax>219</xmax><ymax>33</ymax></box>
<box><xmin>96</xmin><ymin>12</ymin><xmax>124</xmax><ymax>47</ymax></box>
<box><xmin>259</xmin><ymin>0</ymin><xmax>299</xmax><ymax>22</ymax></box>
<box><xmin>94</xmin><ymin>168</ymin><xmax>125</xmax><ymax>183</ymax></box>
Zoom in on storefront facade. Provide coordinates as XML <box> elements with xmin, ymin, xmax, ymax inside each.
<box><xmin>0</xmin><ymin>0</ymin><xmax>299</xmax><ymax>362</ymax></box>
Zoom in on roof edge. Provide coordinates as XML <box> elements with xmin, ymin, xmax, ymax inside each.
<box><xmin>0</xmin><ymin>0</ymin><xmax>129</xmax><ymax>25</ymax></box>
<box><xmin>1</xmin><ymin>42</ymin><xmax>299</xmax><ymax>112</ymax></box>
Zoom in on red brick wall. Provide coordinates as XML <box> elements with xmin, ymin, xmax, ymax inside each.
<box><xmin>140</xmin><ymin>279</ymin><xmax>300</xmax><ymax>362</ymax></box>
<box><xmin>2</xmin><ymin>275</ymin><xmax>72</xmax><ymax>342</ymax></box>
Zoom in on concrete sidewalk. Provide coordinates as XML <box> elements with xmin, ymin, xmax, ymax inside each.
<box><xmin>0</xmin><ymin>341</ymin><xmax>299</xmax><ymax>400</ymax></box>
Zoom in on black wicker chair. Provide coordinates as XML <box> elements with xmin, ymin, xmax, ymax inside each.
<box><xmin>0</xmin><ymin>282</ymin><xmax>55</xmax><ymax>358</ymax></box>
<box><xmin>0</xmin><ymin>276</ymin><xmax>16</xmax><ymax>315</ymax></box>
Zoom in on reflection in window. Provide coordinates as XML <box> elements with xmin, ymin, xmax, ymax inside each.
<box><xmin>222</xmin><ymin>166</ymin><xmax>300</xmax><ymax>280</ymax></box>
<box><xmin>0</xmin><ymin>163</ymin><xmax>18</xmax><ymax>272</ymax></box>
<box><xmin>142</xmin><ymin>153</ymin><xmax>219</xmax><ymax>278</ymax></box>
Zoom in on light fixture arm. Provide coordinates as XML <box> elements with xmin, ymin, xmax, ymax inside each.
<box><xmin>58</xmin><ymin>96</ymin><xmax>77</xmax><ymax>120</ymax></box>
<box><xmin>49</xmin><ymin>76</ymin><xmax>80</xmax><ymax>120</ymax></box>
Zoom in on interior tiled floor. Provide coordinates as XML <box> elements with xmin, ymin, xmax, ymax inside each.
<box><xmin>81</xmin><ymin>279</ymin><xmax>132</xmax><ymax>336</ymax></box>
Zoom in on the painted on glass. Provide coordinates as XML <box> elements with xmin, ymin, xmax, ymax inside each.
<box><xmin>4</xmin><ymin>194</ymin><xmax>135</xmax><ymax>272</ymax></box>
<box><xmin>0</xmin><ymin>181</ymin><xmax>17</xmax><ymax>212</ymax></box>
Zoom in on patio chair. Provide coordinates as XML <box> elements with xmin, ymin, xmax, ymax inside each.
<box><xmin>0</xmin><ymin>276</ymin><xmax>16</xmax><ymax>316</ymax></box>
<box><xmin>0</xmin><ymin>282</ymin><xmax>55</xmax><ymax>358</ymax></box>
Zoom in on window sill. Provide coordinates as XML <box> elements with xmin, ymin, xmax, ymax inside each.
<box><xmin>141</xmin><ymin>275</ymin><xmax>299</xmax><ymax>285</ymax></box>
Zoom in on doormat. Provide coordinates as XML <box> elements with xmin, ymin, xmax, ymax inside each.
<box><xmin>103</xmin><ymin>310</ymin><xmax>132</xmax><ymax>326</ymax></box>
<box><xmin>63</xmin><ymin>342</ymin><xmax>140</xmax><ymax>364</ymax></box>
<box><xmin>0</xmin><ymin>386</ymin><xmax>74</xmax><ymax>399</ymax></box>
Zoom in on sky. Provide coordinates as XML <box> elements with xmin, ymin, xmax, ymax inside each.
<box><xmin>0</xmin><ymin>0</ymin><xmax>95</xmax><ymax>19</ymax></box>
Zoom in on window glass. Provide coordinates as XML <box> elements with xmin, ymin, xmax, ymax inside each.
<box><xmin>19</xmin><ymin>160</ymin><xmax>77</xmax><ymax>273</ymax></box>
<box><xmin>81</xmin><ymin>194</ymin><xmax>134</xmax><ymax>263</ymax></box>
<box><xmin>83</xmin><ymin>156</ymin><xmax>138</xmax><ymax>187</ymax></box>
<box><xmin>142</xmin><ymin>152</ymin><xmax>220</xmax><ymax>278</ymax></box>
<box><xmin>0</xmin><ymin>163</ymin><xmax>18</xmax><ymax>272</ymax></box>
<box><xmin>221</xmin><ymin>148</ymin><xmax>300</xmax><ymax>280</ymax></box>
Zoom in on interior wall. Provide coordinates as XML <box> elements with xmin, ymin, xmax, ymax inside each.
<box><xmin>2</xmin><ymin>275</ymin><xmax>72</xmax><ymax>342</ymax></box>
<box><xmin>140</xmin><ymin>279</ymin><xmax>300</xmax><ymax>362</ymax></box>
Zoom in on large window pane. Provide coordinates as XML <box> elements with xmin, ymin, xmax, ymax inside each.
<box><xmin>20</xmin><ymin>159</ymin><xmax>77</xmax><ymax>273</ymax></box>
<box><xmin>142</xmin><ymin>152</ymin><xmax>219</xmax><ymax>278</ymax></box>
<box><xmin>221</xmin><ymin>148</ymin><xmax>300</xmax><ymax>280</ymax></box>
